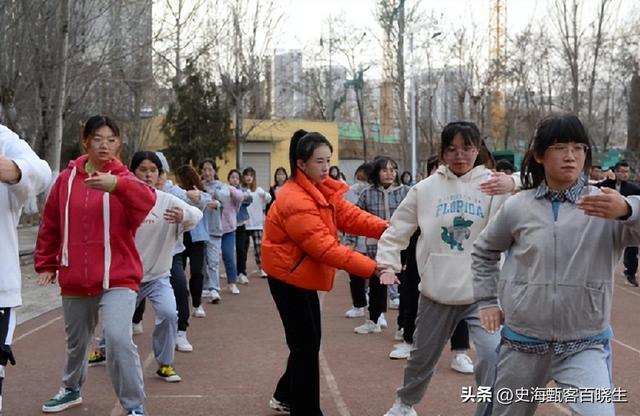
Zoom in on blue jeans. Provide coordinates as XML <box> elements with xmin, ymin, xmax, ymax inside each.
<box><xmin>221</xmin><ymin>231</ymin><xmax>238</xmax><ymax>284</ymax></box>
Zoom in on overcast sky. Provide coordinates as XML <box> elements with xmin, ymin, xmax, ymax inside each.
<box><xmin>274</xmin><ymin>0</ymin><xmax>634</xmax><ymax>72</ymax></box>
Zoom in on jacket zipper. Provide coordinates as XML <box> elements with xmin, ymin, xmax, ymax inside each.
<box><xmin>290</xmin><ymin>254</ymin><xmax>307</xmax><ymax>273</ymax></box>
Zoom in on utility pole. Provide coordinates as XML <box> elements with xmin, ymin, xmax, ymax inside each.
<box><xmin>410</xmin><ymin>33</ymin><xmax>417</xmax><ymax>180</ymax></box>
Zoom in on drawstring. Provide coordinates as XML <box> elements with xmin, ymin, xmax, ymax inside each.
<box><xmin>102</xmin><ymin>192</ymin><xmax>111</xmax><ymax>289</ymax></box>
<box><xmin>60</xmin><ymin>166</ymin><xmax>112</xmax><ymax>290</ymax></box>
<box><xmin>61</xmin><ymin>167</ymin><xmax>77</xmax><ymax>266</ymax></box>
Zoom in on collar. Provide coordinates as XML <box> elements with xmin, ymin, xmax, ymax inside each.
<box><xmin>293</xmin><ymin>172</ymin><xmax>348</xmax><ymax>207</ymax></box>
<box><xmin>534</xmin><ymin>175</ymin><xmax>586</xmax><ymax>203</ymax></box>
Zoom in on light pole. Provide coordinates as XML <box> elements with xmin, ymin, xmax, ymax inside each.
<box><xmin>410</xmin><ymin>30</ymin><xmax>442</xmax><ymax>178</ymax></box>
<box><xmin>410</xmin><ymin>33</ymin><xmax>417</xmax><ymax>180</ymax></box>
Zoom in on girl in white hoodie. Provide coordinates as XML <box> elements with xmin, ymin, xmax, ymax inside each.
<box><xmin>377</xmin><ymin>121</ymin><xmax>514</xmax><ymax>416</ymax></box>
<box><xmin>89</xmin><ymin>152</ymin><xmax>202</xmax><ymax>384</ymax></box>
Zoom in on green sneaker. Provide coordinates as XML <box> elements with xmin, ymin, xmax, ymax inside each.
<box><xmin>42</xmin><ymin>388</ymin><xmax>82</xmax><ymax>413</ymax></box>
<box><xmin>88</xmin><ymin>349</ymin><xmax>106</xmax><ymax>367</ymax></box>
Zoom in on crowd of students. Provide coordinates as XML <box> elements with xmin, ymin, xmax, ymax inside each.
<box><xmin>30</xmin><ymin>115</ymin><xmax>276</xmax><ymax>415</ymax></box>
<box><xmin>1</xmin><ymin>111</ymin><xmax>636</xmax><ymax>415</ymax></box>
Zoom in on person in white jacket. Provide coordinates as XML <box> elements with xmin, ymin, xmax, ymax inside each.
<box><xmin>377</xmin><ymin>121</ymin><xmax>513</xmax><ymax>416</ymax></box>
<box><xmin>89</xmin><ymin>151</ymin><xmax>202</xmax><ymax>383</ymax></box>
<box><xmin>0</xmin><ymin>123</ymin><xmax>51</xmax><ymax>412</ymax></box>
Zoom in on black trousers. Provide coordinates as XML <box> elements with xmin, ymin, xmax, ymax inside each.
<box><xmin>268</xmin><ymin>277</ymin><xmax>323</xmax><ymax>416</ymax></box>
<box><xmin>182</xmin><ymin>232</ymin><xmax>205</xmax><ymax>308</ymax></box>
<box><xmin>368</xmin><ymin>275</ymin><xmax>387</xmax><ymax>322</ymax></box>
<box><xmin>236</xmin><ymin>225</ymin><xmax>249</xmax><ymax>275</ymax></box>
<box><xmin>399</xmin><ymin>231</ymin><xmax>470</xmax><ymax>350</ymax></box>
<box><xmin>624</xmin><ymin>246</ymin><xmax>638</xmax><ymax>277</ymax></box>
<box><xmin>348</xmin><ymin>273</ymin><xmax>367</xmax><ymax>308</ymax></box>
<box><xmin>132</xmin><ymin>299</ymin><xmax>146</xmax><ymax>324</ymax></box>
<box><xmin>170</xmin><ymin>253</ymin><xmax>190</xmax><ymax>331</ymax></box>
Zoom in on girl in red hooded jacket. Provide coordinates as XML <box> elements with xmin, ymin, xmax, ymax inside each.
<box><xmin>261</xmin><ymin>130</ymin><xmax>388</xmax><ymax>416</ymax></box>
<box><xmin>35</xmin><ymin>115</ymin><xmax>155</xmax><ymax>416</ymax></box>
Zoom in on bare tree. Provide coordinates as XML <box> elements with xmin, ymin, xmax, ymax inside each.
<box><xmin>153</xmin><ymin>0</ymin><xmax>208</xmax><ymax>88</ymax></box>
<box><xmin>552</xmin><ymin>0</ymin><xmax>583</xmax><ymax>114</ymax></box>
<box><xmin>376</xmin><ymin>0</ymin><xmax>418</xmax><ymax>169</ymax></box>
<box><xmin>213</xmin><ymin>0</ymin><xmax>283</xmax><ymax>168</ymax></box>
<box><xmin>45</xmin><ymin>0</ymin><xmax>71</xmax><ymax>173</ymax></box>
<box><xmin>586</xmin><ymin>0</ymin><xmax>614</xmax><ymax>128</ymax></box>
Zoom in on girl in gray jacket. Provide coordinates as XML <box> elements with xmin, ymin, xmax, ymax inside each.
<box><xmin>472</xmin><ymin>114</ymin><xmax>640</xmax><ymax>416</ymax></box>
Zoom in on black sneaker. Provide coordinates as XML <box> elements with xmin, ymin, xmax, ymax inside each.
<box><xmin>626</xmin><ymin>275</ymin><xmax>639</xmax><ymax>287</ymax></box>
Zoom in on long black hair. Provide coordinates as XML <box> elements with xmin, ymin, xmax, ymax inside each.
<box><xmin>288</xmin><ymin>130</ymin><xmax>334</xmax><ymax>177</ymax></box>
<box><xmin>273</xmin><ymin>166</ymin><xmax>288</xmax><ymax>186</ymax></box>
<box><xmin>521</xmin><ymin>114</ymin><xmax>592</xmax><ymax>190</ymax></box>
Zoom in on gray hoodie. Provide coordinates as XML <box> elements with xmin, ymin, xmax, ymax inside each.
<box><xmin>472</xmin><ymin>187</ymin><xmax>640</xmax><ymax>341</ymax></box>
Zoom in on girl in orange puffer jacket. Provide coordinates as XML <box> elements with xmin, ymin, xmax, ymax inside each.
<box><xmin>261</xmin><ymin>130</ymin><xmax>387</xmax><ymax>416</ymax></box>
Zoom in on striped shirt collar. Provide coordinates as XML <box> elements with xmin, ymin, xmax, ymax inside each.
<box><xmin>534</xmin><ymin>175</ymin><xmax>586</xmax><ymax>203</ymax></box>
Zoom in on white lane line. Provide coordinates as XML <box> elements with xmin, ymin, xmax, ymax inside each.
<box><xmin>146</xmin><ymin>395</ymin><xmax>204</xmax><ymax>398</ymax></box>
<box><xmin>615</xmin><ymin>283</ymin><xmax>640</xmax><ymax>297</ymax></box>
<box><xmin>318</xmin><ymin>293</ymin><xmax>351</xmax><ymax>416</ymax></box>
<box><xmin>13</xmin><ymin>316</ymin><xmax>61</xmax><ymax>343</ymax></box>
<box><xmin>612</xmin><ymin>338</ymin><xmax>640</xmax><ymax>355</ymax></box>
<box><xmin>109</xmin><ymin>351</ymin><xmax>154</xmax><ymax>416</ymax></box>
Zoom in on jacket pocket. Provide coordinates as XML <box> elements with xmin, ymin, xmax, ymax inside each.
<box><xmin>290</xmin><ymin>254</ymin><xmax>307</xmax><ymax>273</ymax></box>
<box><xmin>419</xmin><ymin>253</ymin><xmax>474</xmax><ymax>304</ymax></box>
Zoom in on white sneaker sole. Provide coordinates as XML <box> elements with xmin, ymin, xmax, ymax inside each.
<box><xmin>158</xmin><ymin>374</ymin><xmax>182</xmax><ymax>383</ymax></box>
<box><xmin>175</xmin><ymin>344</ymin><xmax>193</xmax><ymax>353</ymax></box>
<box><xmin>451</xmin><ymin>363</ymin><xmax>474</xmax><ymax>374</ymax></box>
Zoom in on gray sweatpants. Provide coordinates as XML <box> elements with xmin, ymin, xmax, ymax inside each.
<box><xmin>204</xmin><ymin>236</ymin><xmax>222</xmax><ymax>291</ymax></box>
<box><xmin>61</xmin><ymin>288</ymin><xmax>144</xmax><ymax>412</ymax></box>
<box><xmin>136</xmin><ymin>277</ymin><xmax>177</xmax><ymax>366</ymax></box>
<box><xmin>492</xmin><ymin>343</ymin><xmax>613</xmax><ymax>416</ymax></box>
<box><xmin>397</xmin><ymin>296</ymin><xmax>500</xmax><ymax>416</ymax></box>
<box><xmin>97</xmin><ymin>277</ymin><xmax>177</xmax><ymax>365</ymax></box>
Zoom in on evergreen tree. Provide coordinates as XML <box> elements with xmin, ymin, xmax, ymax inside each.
<box><xmin>162</xmin><ymin>63</ymin><xmax>231</xmax><ymax>166</ymax></box>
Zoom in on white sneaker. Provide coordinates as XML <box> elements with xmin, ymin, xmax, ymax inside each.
<box><xmin>269</xmin><ymin>396</ymin><xmax>290</xmax><ymax>413</ymax></box>
<box><xmin>201</xmin><ymin>289</ymin><xmax>212</xmax><ymax>299</ymax></box>
<box><xmin>389</xmin><ymin>342</ymin><xmax>412</xmax><ymax>360</ymax></box>
<box><xmin>209</xmin><ymin>290</ymin><xmax>221</xmax><ymax>304</ymax></box>
<box><xmin>193</xmin><ymin>305</ymin><xmax>206</xmax><ymax>318</ymax></box>
<box><xmin>132</xmin><ymin>322</ymin><xmax>143</xmax><ymax>335</ymax></box>
<box><xmin>238</xmin><ymin>273</ymin><xmax>249</xmax><ymax>285</ymax></box>
<box><xmin>377</xmin><ymin>313</ymin><xmax>388</xmax><ymax>329</ymax></box>
<box><xmin>228</xmin><ymin>283</ymin><xmax>240</xmax><ymax>295</ymax></box>
<box><xmin>394</xmin><ymin>328</ymin><xmax>404</xmax><ymax>341</ymax></box>
<box><xmin>384</xmin><ymin>397</ymin><xmax>417</xmax><ymax>416</ymax></box>
<box><xmin>175</xmin><ymin>331</ymin><xmax>193</xmax><ymax>352</ymax></box>
<box><xmin>451</xmin><ymin>353</ymin><xmax>474</xmax><ymax>374</ymax></box>
<box><xmin>389</xmin><ymin>297</ymin><xmax>400</xmax><ymax>309</ymax></box>
<box><xmin>344</xmin><ymin>306</ymin><xmax>365</xmax><ymax>318</ymax></box>
<box><xmin>260</xmin><ymin>268</ymin><xmax>268</xmax><ymax>278</ymax></box>
<box><xmin>354</xmin><ymin>320</ymin><xmax>381</xmax><ymax>334</ymax></box>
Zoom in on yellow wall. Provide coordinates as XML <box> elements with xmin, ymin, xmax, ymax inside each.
<box><xmin>216</xmin><ymin>119</ymin><xmax>339</xmax><ymax>183</ymax></box>
<box><xmin>140</xmin><ymin>116</ymin><xmax>339</xmax><ymax>182</ymax></box>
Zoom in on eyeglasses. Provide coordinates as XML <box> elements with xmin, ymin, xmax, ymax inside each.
<box><xmin>91</xmin><ymin>135</ymin><xmax>119</xmax><ymax>146</ymax></box>
<box><xmin>547</xmin><ymin>143</ymin><xmax>589</xmax><ymax>155</ymax></box>
<box><xmin>444</xmin><ymin>145</ymin><xmax>478</xmax><ymax>156</ymax></box>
